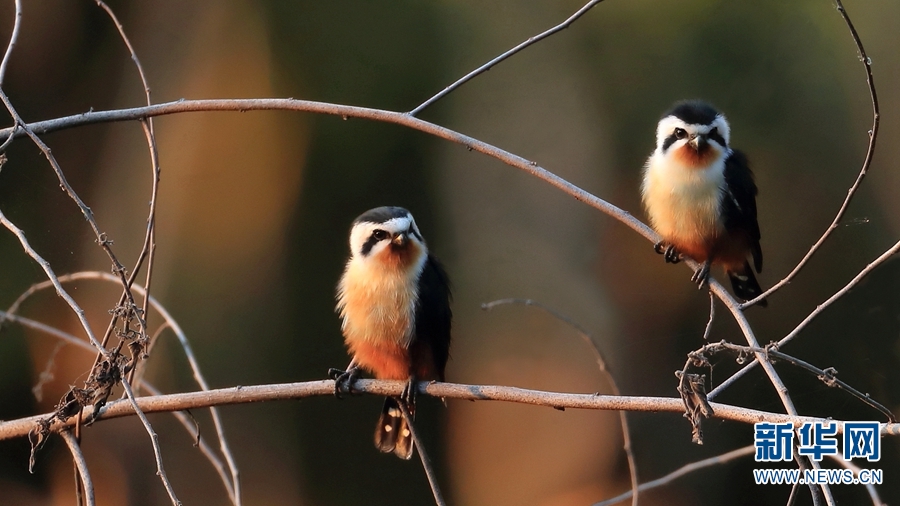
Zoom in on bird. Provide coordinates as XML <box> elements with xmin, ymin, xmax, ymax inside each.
<box><xmin>641</xmin><ymin>100</ymin><xmax>767</xmax><ymax>307</ymax></box>
<box><xmin>331</xmin><ymin>206</ymin><xmax>452</xmax><ymax>459</ymax></box>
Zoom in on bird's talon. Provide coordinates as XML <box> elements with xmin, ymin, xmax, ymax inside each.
<box><xmin>653</xmin><ymin>241</ymin><xmax>666</xmax><ymax>254</ymax></box>
<box><xmin>400</xmin><ymin>378</ymin><xmax>418</xmax><ymax>417</ymax></box>
<box><xmin>663</xmin><ymin>245</ymin><xmax>683</xmax><ymax>264</ymax></box>
<box><xmin>691</xmin><ymin>261</ymin><xmax>711</xmax><ymax>288</ymax></box>
<box><xmin>329</xmin><ymin>367</ymin><xmax>359</xmax><ymax>398</ymax></box>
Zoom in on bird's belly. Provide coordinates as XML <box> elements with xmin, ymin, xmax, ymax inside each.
<box><xmin>340</xmin><ymin>285</ymin><xmax>416</xmax><ymax>379</ymax></box>
<box><xmin>645</xmin><ymin>176</ymin><xmax>723</xmax><ymax>260</ymax></box>
<box><xmin>347</xmin><ymin>339</ymin><xmax>410</xmax><ymax>380</ymax></box>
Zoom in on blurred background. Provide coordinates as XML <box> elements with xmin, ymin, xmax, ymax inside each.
<box><xmin>0</xmin><ymin>0</ymin><xmax>897</xmax><ymax>504</ymax></box>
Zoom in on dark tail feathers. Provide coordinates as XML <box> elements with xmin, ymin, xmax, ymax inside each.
<box><xmin>374</xmin><ymin>397</ymin><xmax>414</xmax><ymax>460</ymax></box>
<box><xmin>728</xmin><ymin>261</ymin><xmax>768</xmax><ymax>308</ymax></box>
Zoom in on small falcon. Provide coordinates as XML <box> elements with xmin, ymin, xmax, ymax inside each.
<box><xmin>332</xmin><ymin>206</ymin><xmax>452</xmax><ymax>459</ymax></box>
<box><xmin>642</xmin><ymin>100</ymin><xmax>767</xmax><ymax>307</ymax></box>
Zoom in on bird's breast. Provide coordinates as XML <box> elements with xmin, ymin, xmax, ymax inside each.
<box><xmin>642</xmin><ymin>155</ymin><xmax>726</xmax><ymax>253</ymax></box>
<box><xmin>337</xmin><ymin>260</ymin><xmax>419</xmax><ymax>349</ymax></box>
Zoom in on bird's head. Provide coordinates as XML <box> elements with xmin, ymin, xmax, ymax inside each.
<box><xmin>348</xmin><ymin>206</ymin><xmax>427</xmax><ymax>271</ymax></box>
<box><xmin>655</xmin><ymin>100</ymin><xmax>731</xmax><ymax>168</ymax></box>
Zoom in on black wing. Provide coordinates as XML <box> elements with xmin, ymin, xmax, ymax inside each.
<box><xmin>722</xmin><ymin>150</ymin><xmax>763</xmax><ymax>273</ymax></box>
<box><xmin>413</xmin><ymin>254</ymin><xmax>452</xmax><ymax>380</ymax></box>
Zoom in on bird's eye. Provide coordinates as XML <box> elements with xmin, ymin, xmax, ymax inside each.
<box><xmin>674</xmin><ymin>128</ymin><xmax>687</xmax><ymax>139</ymax></box>
<box><xmin>372</xmin><ymin>229</ymin><xmax>388</xmax><ymax>241</ymax></box>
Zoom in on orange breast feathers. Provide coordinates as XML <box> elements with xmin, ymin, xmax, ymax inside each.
<box><xmin>642</xmin><ymin>154</ymin><xmax>726</xmax><ymax>262</ymax></box>
<box><xmin>672</xmin><ymin>144</ymin><xmax>720</xmax><ymax>169</ymax></box>
<box><xmin>336</xmin><ymin>247</ymin><xmax>424</xmax><ymax>380</ymax></box>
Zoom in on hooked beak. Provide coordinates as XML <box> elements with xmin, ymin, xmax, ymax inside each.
<box><xmin>392</xmin><ymin>231</ymin><xmax>408</xmax><ymax>247</ymax></box>
<box><xmin>689</xmin><ymin>134</ymin><xmax>708</xmax><ymax>151</ymax></box>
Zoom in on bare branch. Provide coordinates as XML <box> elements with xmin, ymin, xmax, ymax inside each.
<box><xmin>4</xmin><ymin>294</ymin><xmax>232</xmax><ymax>502</ymax></box>
<box><xmin>702</xmin><ymin>291</ymin><xmax>715</xmax><ymax>341</ymax></box>
<box><xmin>0</xmin><ymin>98</ymin><xmax>657</xmax><ymax>247</ymax></box>
<box><xmin>483</xmin><ymin>298</ymin><xmax>639</xmax><ymax>505</ymax></box>
<box><xmin>3</xmin><ymin>379</ymin><xmax>899</xmax><ymax>442</ymax></box>
<box><xmin>699</xmin><ymin>341</ymin><xmax>894</xmax><ymax>420</ymax></box>
<box><xmin>408</xmin><ymin>0</ymin><xmax>606</xmax><ymax>116</ymax></box>
<box><xmin>396</xmin><ymin>402</ymin><xmax>446</xmax><ymax>506</ymax></box>
<box><xmin>743</xmin><ymin>0</ymin><xmax>879</xmax><ymax>308</ymax></box>
<box><xmin>121</xmin><ymin>378</ymin><xmax>181</xmax><ymax>506</ymax></box>
<box><xmin>0</xmin><ymin>0</ymin><xmax>22</xmax><ymax>87</ymax></box>
<box><xmin>0</xmin><ymin>210</ymin><xmax>105</xmax><ymax>351</ymax></box>
<box><xmin>138</xmin><ymin>383</ymin><xmax>237</xmax><ymax>506</ymax></box>
<box><xmin>94</xmin><ymin>1</ymin><xmax>152</xmax><ymax>98</ymax></box>
<box><xmin>828</xmin><ymin>455</ymin><xmax>885</xmax><ymax>506</ymax></box>
<box><xmin>11</xmin><ymin>271</ymin><xmax>242</xmax><ymax>504</ymax></box>
<box><xmin>0</xmin><ymin>310</ymin><xmax>95</xmax><ymax>353</ymax></box>
<box><xmin>592</xmin><ymin>446</ymin><xmax>754</xmax><ymax>506</ymax></box>
<box><xmin>60</xmin><ymin>429</ymin><xmax>95</xmax><ymax>506</ymax></box>
<box><xmin>63</xmin><ymin>271</ymin><xmax>242</xmax><ymax>500</ymax></box>
<box><xmin>709</xmin><ymin>238</ymin><xmax>900</xmax><ymax>400</ymax></box>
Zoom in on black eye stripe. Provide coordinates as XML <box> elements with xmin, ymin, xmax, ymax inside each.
<box><xmin>360</xmin><ymin>235</ymin><xmax>380</xmax><ymax>256</ymax></box>
<box><xmin>662</xmin><ymin>134</ymin><xmax>678</xmax><ymax>151</ymax></box>
<box><xmin>708</xmin><ymin>128</ymin><xmax>727</xmax><ymax>147</ymax></box>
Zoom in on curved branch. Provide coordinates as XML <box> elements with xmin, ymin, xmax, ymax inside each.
<box><xmin>60</xmin><ymin>429</ymin><xmax>95</xmax><ymax>506</ymax></box>
<box><xmin>743</xmin><ymin>0</ymin><xmax>879</xmax><ymax>308</ymax></box>
<box><xmin>0</xmin><ymin>98</ymin><xmax>654</xmax><ymax>242</ymax></box>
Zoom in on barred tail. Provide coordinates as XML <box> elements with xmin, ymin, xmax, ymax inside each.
<box><xmin>728</xmin><ymin>261</ymin><xmax>768</xmax><ymax>308</ymax></box>
<box><xmin>374</xmin><ymin>397</ymin><xmax>414</xmax><ymax>460</ymax></box>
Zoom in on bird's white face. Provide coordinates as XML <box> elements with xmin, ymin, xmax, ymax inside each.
<box><xmin>349</xmin><ymin>213</ymin><xmax>427</xmax><ymax>269</ymax></box>
<box><xmin>656</xmin><ymin>114</ymin><xmax>731</xmax><ymax>168</ymax></box>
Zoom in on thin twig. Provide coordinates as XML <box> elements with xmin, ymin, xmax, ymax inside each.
<box><xmin>131</xmin><ymin>322</ymin><xmax>171</xmax><ymax>390</ymax></box>
<box><xmin>408</xmin><ymin>0</ymin><xmax>606</xmax><ymax>116</ymax></box>
<box><xmin>711</xmin><ymin>289</ymin><xmax>833</xmax><ymax>503</ymax></box>
<box><xmin>701</xmin><ymin>341</ymin><xmax>894</xmax><ymax>422</ymax></box>
<box><xmin>94</xmin><ymin>1</ymin><xmax>152</xmax><ymax>98</ymax></box>
<box><xmin>0</xmin><ymin>88</ymin><xmax>136</xmax><ymax>294</ymax></box>
<box><xmin>765</xmin><ymin>348</ymin><xmax>894</xmax><ymax>422</ymax></box>
<box><xmin>0</xmin><ymin>299</ymin><xmax>235</xmax><ymax>501</ymax></box>
<box><xmin>702</xmin><ymin>291</ymin><xmax>715</xmax><ymax>341</ymax></box>
<box><xmin>64</xmin><ymin>271</ymin><xmax>242</xmax><ymax>501</ymax></box>
<box><xmin>10</xmin><ymin>271</ymin><xmax>242</xmax><ymax>503</ymax></box>
<box><xmin>32</xmin><ymin>342</ymin><xmax>66</xmax><ymax>403</ymax></box>
<box><xmin>482</xmin><ymin>298</ymin><xmax>639</xmax><ymax>506</ymax></box>
<box><xmin>708</xmin><ymin>239</ymin><xmax>900</xmax><ymax>400</ymax></box>
<box><xmin>828</xmin><ymin>454</ymin><xmax>885</xmax><ymax>506</ymax></box>
<box><xmin>139</xmin><ymin>383</ymin><xmax>237</xmax><ymax>505</ymax></box>
<box><xmin>0</xmin><ymin>85</ymin><xmax>150</xmax><ymax>424</ymax></box>
<box><xmin>93</xmin><ymin>0</ymin><xmax>162</xmax><ymax>389</ymax></box>
<box><xmin>592</xmin><ymin>446</ymin><xmax>753</xmax><ymax>506</ymax></box>
<box><xmin>743</xmin><ymin>0</ymin><xmax>879</xmax><ymax>308</ymax></box>
<box><xmin>785</xmin><ymin>481</ymin><xmax>801</xmax><ymax>506</ymax></box>
<box><xmin>0</xmin><ymin>304</ymin><xmax>236</xmax><ymax>503</ymax></box>
<box><xmin>60</xmin><ymin>429</ymin><xmax>95</xmax><ymax>506</ymax></box>
<box><xmin>4</xmin><ymin>379</ymin><xmax>900</xmax><ymax>442</ymax></box>
<box><xmin>121</xmin><ymin>377</ymin><xmax>182</xmax><ymax>506</ymax></box>
<box><xmin>0</xmin><ymin>0</ymin><xmax>22</xmax><ymax>87</ymax></box>
<box><xmin>396</xmin><ymin>402</ymin><xmax>446</xmax><ymax>506</ymax></box>
<box><xmin>0</xmin><ymin>210</ymin><xmax>105</xmax><ymax>351</ymax></box>
<box><xmin>0</xmin><ymin>310</ymin><xmax>95</xmax><ymax>353</ymax></box>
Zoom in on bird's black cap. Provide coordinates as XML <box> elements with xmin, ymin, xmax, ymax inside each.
<box><xmin>354</xmin><ymin>206</ymin><xmax>411</xmax><ymax>225</ymax></box>
<box><xmin>665</xmin><ymin>100</ymin><xmax>720</xmax><ymax>126</ymax></box>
